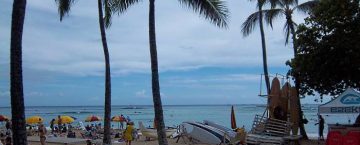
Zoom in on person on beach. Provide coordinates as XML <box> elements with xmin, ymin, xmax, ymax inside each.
<box><xmin>354</xmin><ymin>113</ymin><xmax>360</xmax><ymax>126</ymax></box>
<box><xmin>4</xmin><ymin>136</ymin><xmax>11</xmax><ymax>145</ymax></box>
<box><xmin>315</xmin><ymin>115</ymin><xmax>325</xmax><ymax>140</ymax></box>
<box><xmin>39</xmin><ymin>122</ymin><xmax>47</xmax><ymax>145</ymax></box>
<box><xmin>62</xmin><ymin>124</ymin><xmax>67</xmax><ymax>133</ymax></box>
<box><xmin>50</xmin><ymin>119</ymin><xmax>55</xmax><ymax>133</ymax></box>
<box><xmin>120</xmin><ymin>114</ymin><xmax>125</xmax><ymax>129</ymax></box>
<box><xmin>5</xmin><ymin>119</ymin><xmax>10</xmax><ymax>130</ymax></box>
<box><xmin>57</xmin><ymin>115</ymin><xmax>63</xmax><ymax>132</ymax></box>
<box><xmin>123</xmin><ymin>122</ymin><xmax>134</xmax><ymax>145</ymax></box>
<box><xmin>0</xmin><ymin>133</ymin><xmax>5</xmax><ymax>145</ymax></box>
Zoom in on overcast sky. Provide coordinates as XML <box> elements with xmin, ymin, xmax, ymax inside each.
<box><xmin>0</xmin><ymin>0</ymin><xmax>324</xmax><ymax>106</ymax></box>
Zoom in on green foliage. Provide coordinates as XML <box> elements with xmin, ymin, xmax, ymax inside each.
<box><xmin>55</xmin><ymin>0</ymin><xmax>75</xmax><ymax>21</ymax></box>
<box><xmin>288</xmin><ymin>0</ymin><xmax>360</xmax><ymax>96</ymax></box>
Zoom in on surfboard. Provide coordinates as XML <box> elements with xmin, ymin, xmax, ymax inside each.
<box><xmin>269</xmin><ymin>77</ymin><xmax>281</xmax><ymax>118</ymax></box>
<box><xmin>279</xmin><ymin>82</ymin><xmax>290</xmax><ymax>121</ymax></box>
<box><xmin>289</xmin><ymin>87</ymin><xmax>299</xmax><ymax>135</ymax></box>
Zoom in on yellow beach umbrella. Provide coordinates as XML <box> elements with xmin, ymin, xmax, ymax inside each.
<box><xmin>85</xmin><ymin>115</ymin><xmax>101</xmax><ymax>122</ymax></box>
<box><xmin>54</xmin><ymin>116</ymin><xmax>75</xmax><ymax>124</ymax></box>
<box><xmin>26</xmin><ymin>116</ymin><xmax>43</xmax><ymax>124</ymax></box>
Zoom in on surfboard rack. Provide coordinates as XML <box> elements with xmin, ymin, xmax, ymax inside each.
<box><xmin>258</xmin><ymin>73</ymin><xmax>291</xmax><ymax>97</ymax></box>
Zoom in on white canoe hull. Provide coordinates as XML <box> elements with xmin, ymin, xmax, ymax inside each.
<box><xmin>180</xmin><ymin>122</ymin><xmax>222</xmax><ymax>145</ymax></box>
<box><xmin>138</xmin><ymin>121</ymin><xmax>176</xmax><ymax>139</ymax></box>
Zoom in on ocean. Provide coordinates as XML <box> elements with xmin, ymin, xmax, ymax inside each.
<box><xmin>0</xmin><ymin>104</ymin><xmax>357</xmax><ymax>137</ymax></box>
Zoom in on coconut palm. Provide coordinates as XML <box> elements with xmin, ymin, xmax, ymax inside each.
<box><xmin>55</xmin><ymin>0</ymin><xmax>113</xmax><ymax>144</ymax></box>
<box><xmin>241</xmin><ymin>0</ymin><xmax>276</xmax><ymax>96</ymax></box>
<box><xmin>10</xmin><ymin>0</ymin><xmax>28</xmax><ymax>144</ymax></box>
<box><xmin>109</xmin><ymin>1</ymin><xmax>228</xmax><ymax>145</ymax></box>
<box><xmin>260</xmin><ymin>0</ymin><xmax>318</xmax><ymax>139</ymax></box>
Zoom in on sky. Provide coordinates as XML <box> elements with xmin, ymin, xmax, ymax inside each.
<box><xmin>0</xmin><ymin>0</ymin><xmax>325</xmax><ymax>106</ymax></box>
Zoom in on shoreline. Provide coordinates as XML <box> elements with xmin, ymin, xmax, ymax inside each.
<box><xmin>26</xmin><ymin>134</ymin><xmax>326</xmax><ymax>145</ymax></box>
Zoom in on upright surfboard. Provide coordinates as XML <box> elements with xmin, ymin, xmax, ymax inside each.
<box><xmin>279</xmin><ymin>82</ymin><xmax>290</xmax><ymax>121</ymax></box>
<box><xmin>289</xmin><ymin>87</ymin><xmax>299</xmax><ymax>135</ymax></box>
<box><xmin>269</xmin><ymin>77</ymin><xmax>281</xmax><ymax>118</ymax></box>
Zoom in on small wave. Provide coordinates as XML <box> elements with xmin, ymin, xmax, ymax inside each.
<box><xmin>119</xmin><ymin>107</ymin><xmax>145</xmax><ymax>109</ymax></box>
<box><xmin>43</xmin><ymin>111</ymin><xmax>96</xmax><ymax>114</ymax></box>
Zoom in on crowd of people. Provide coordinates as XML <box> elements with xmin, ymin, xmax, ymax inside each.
<box><xmin>0</xmin><ymin>119</ymin><xmax>12</xmax><ymax>145</ymax></box>
<box><xmin>1</xmin><ymin>114</ymin><xmax>136</xmax><ymax>145</ymax></box>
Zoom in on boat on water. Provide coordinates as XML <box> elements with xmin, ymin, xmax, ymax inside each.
<box><xmin>138</xmin><ymin>121</ymin><xmax>177</xmax><ymax>139</ymax></box>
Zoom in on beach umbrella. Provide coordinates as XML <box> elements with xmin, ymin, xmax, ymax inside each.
<box><xmin>85</xmin><ymin>115</ymin><xmax>101</xmax><ymax>122</ymax></box>
<box><xmin>111</xmin><ymin>116</ymin><xmax>125</xmax><ymax>129</ymax></box>
<box><xmin>231</xmin><ymin>105</ymin><xmax>237</xmax><ymax>129</ymax></box>
<box><xmin>54</xmin><ymin>116</ymin><xmax>75</xmax><ymax>124</ymax></box>
<box><xmin>26</xmin><ymin>116</ymin><xmax>44</xmax><ymax>124</ymax></box>
<box><xmin>0</xmin><ymin>115</ymin><xmax>9</xmax><ymax>122</ymax></box>
<box><xmin>111</xmin><ymin>116</ymin><xmax>123</xmax><ymax>122</ymax></box>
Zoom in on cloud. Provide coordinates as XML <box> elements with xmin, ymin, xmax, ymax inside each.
<box><xmin>0</xmin><ymin>91</ymin><xmax>10</xmax><ymax>97</ymax></box>
<box><xmin>27</xmin><ymin>91</ymin><xmax>44</xmax><ymax>97</ymax></box>
<box><xmin>0</xmin><ymin>0</ymin><xmax>303</xmax><ymax>77</ymax></box>
<box><xmin>166</xmin><ymin>73</ymin><xmax>260</xmax><ymax>85</ymax></box>
<box><xmin>135</xmin><ymin>90</ymin><xmax>149</xmax><ymax>98</ymax></box>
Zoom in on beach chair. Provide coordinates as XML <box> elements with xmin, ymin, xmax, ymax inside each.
<box><xmin>246</xmin><ymin>115</ymin><xmax>291</xmax><ymax>145</ymax></box>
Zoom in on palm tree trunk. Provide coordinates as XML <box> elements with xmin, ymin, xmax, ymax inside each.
<box><xmin>290</xmin><ymin>24</ymin><xmax>308</xmax><ymax>140</ymax></box>
<box><xmin>258</xmin><ymin>6</ymin><xmax>270</xmax><ymax>98</ymax></box>
<box><xmin>10</xmin><ymin>0</ymin><xmax>27</xmax><ymax>144</ymax></box>
<box><xmin>148</xmin><ymin>1</ymin><xmax>168</xmax><ymax>145</ymax></box>
<box><xmin>98</xmin><ymin>0</ymin><xmax>112</xmax><ymax>144</ymax></box>
<box><xmin>258</xmin><ymin>6</ymin><xmax>270</xmax><ymax>96</ymax></box>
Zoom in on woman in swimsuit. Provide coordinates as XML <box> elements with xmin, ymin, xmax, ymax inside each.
<box><xmin>38</xmin><ymin>123</ymin><xmax>47</xmax><ymax>145</ymax></box>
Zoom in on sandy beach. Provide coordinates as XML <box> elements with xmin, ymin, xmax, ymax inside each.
<box><xmin>25</xmin><ymin>128</ymin><xmax>326</xmax><ymax>145</ymax></box>
<box><xmin>27</xmin><ymin>136</ymin><xmax>326</xmax><ymax>145</ymax></box>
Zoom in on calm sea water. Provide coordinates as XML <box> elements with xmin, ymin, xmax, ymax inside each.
<box><xmin>0</xmin><ymin>104</ymin><xmax>357</xmax><ymax>136</ymax></box>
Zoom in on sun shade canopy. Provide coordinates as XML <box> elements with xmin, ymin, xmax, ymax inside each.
<box><xmin>319</xmin><ymin>88</ymin><xmax>360</xmax><ymax>114</ymax></box>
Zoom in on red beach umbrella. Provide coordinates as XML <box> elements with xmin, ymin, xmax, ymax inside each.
<box><xmin>231</xmin><ymin>105</ymin><xmax>237</xmax><ymax>129</ymax></box>
<box><xmin>111</xmin><ymin>116</ymin><xmax>125</xmax><ymax>122</ymax></box>
<box><xmin>85</xmin><ymin>115</ymin><xmax>101</xmax><ymax>122</ymax></box>
<box><xmin>0</xmin><ymin>115</ymin><xmax>8</xmax><ymax>122</ymax></box>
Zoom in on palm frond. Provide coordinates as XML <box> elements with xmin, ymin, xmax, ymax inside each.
<box><xmin>268</xmin><ymin>0</ymin><xmax>282</xmax><ymax>9</ymax></box>
<box><xmin>109</xmin><ymin>0</ymin><xmax>142</xmax><ymax>15</ymax></box>
<box><xmin>256</xmin><ymin>0</ymin><xmax>266</xmax><ymax>9</ymax></box>
<box><xmin>281</xmin><ymin>0</ymin><xmax>298</xmax><ymax>7</ymax></box>
<box><xmin>295</xmin><ymin>0</ymin><xmax>319</xmax><ymax>14</ymax></box>
<box><xmin>55</xmin><ymin>0</ymin><xmax>75</xmax><ymax>21</ymax></box>
<box><xmin>263</xmin><ymin>8</ymin><xmax>283</xmax><ymax>28</ymax></box>
<box><xmin>284</xmin><ymin>22</ymin><xmax>291</xmax><ymax>45</ymax></box>
<box><xmin>178</xmin><ymin>0</ymin><xmax>229</xmax><ymax>28</ymax></box>
<box><xmin>241</xmin><ymin>11</ymin><xmax>261</xmax><ymax>37</ymax></box>
<box><xmin>103</xmin><ymin>0</ymin><xmax>112</xmax><ymax>28</ymax></box>
<box><xmin>283</xmin><ymin>19</ymin><xmax>296</xmax><ymax>45</ymax></box>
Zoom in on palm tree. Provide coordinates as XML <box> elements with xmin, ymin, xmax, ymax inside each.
<box><xmin>55</xmin><ymin>0</ymin><xmax>113</xmax><ymax>144</ymax></box>
<box><xmin>10</xmin><ymin>0</ymin><xmax>28</xmax><ymax>144</ymax></box>
<box><xmin>241</xmin><ymin>0</ymin><xmax>274</xmax><ymax>96</ymax></box>
<box><xmin>260</xmin><ymin>0</ymin><xmax>318</xmax><ymax>139</ymax></box>
<box><xmin>109</xmin><ymin>1</ymin><xmax>228</xmax><ymax>145</ymax></box>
